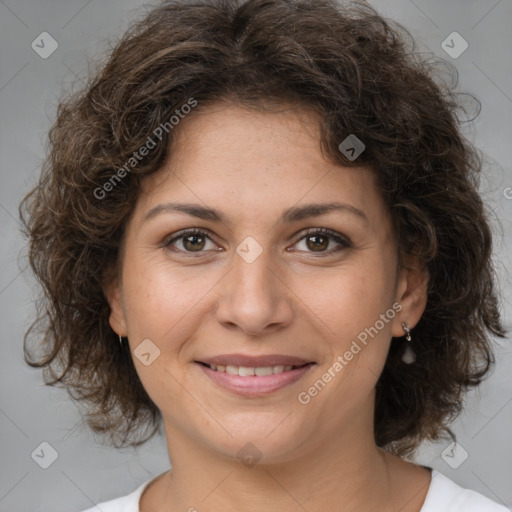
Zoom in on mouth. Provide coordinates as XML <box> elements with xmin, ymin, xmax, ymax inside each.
<box><xmin>196</xmin><ymin>361</ymin><xmax>312</xmax><ymax>376</ymax></box>
<box><xmin>194</xmin><ymin>356</ymin><xmax>316</xmax><ymax>397</ymax></box>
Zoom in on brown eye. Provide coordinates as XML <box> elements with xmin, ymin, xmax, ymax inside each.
<box><xmin>182</xmin><ymin>233</ymin><xmax>206</xmax><ymax>251</ymax></box>
<box><xmin>165</xmin><ymin>229</ymin><xmax>217</xmax><ymax>253</ymax></box>
<box><xmin>294</xmin><ymin>228</ymin><xmax>351</xmax><ymax>255</ymax></box>
<box><xmin>305</xmin><ymin>233</ymin><xmax>329</xmax><ymax>252</ymax></box>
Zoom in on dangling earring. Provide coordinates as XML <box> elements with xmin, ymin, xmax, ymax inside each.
<box><xmin>119</xmin><ymin>334</ymin><xmax>124</xmax><ymax>347</ymax></box>
<box><xmin>401</xmin><ymin>322</ymin><xmax>412</xmax><ymax>342</ymax></box>
<box><xmin>401</xmin><ymin>322</ymin><xmax>415</xmax><ymax>364</ymax></box>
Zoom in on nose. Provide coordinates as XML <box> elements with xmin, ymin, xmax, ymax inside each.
<box><xmin>214</xmin><ymin>248</ymin><xmax>294</xmax><ymax>337</ymax></box>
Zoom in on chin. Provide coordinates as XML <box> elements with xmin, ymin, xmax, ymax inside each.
<box><xmin>201</xmin><ymin>421</ymin><xmax>310</xmax><ymax>466</ymax></box>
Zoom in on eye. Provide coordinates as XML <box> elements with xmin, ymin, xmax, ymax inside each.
<box><xmin>164</xmin><ymin>227</ymin><xmax>351</xmax><ymax>256</ymax></box>
<box><xmin>292</xmin><ymin>227</ymin><xmax>352</xmax><ymax>255</ymax></box>
<box><xmin>164</xmin><ymin>229</ymin><xmax>219</xmax><ymax>254</ymax></box>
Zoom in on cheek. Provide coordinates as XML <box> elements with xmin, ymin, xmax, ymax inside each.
<box><xmin>120</xmin><ymin>253</ymin><xmax>221</xmax><ymax>342</ymax></box>
<box><xmin>121</xmin><ymin>255</ymin><xmax>178</xmax><ymax>336</ymax></box>
<box><xmin>293</xmin><ymin>259</ymin><xmax>394</xmax><ymax>344</ymax></box>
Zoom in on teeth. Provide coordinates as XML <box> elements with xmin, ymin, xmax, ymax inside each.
<box><xmin>226</xmin><ymin>365</ymin><xmax>238</xmax><ymax>375</ymax></box>
<box><xmin>255</xmin><ymin>366</ymin><xmax>272</xmax><ymax>376</ymax></box>
<box><xmin>210</xmin><ymin>364</ymin><xmax>295</xmax><ymax>375</ymax></box>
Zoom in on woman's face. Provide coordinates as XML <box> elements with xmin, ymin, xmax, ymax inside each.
<box><xmin>107</xmin><ymin>102</ymin><xmax>427</xmax><ymax>463</ymax></box>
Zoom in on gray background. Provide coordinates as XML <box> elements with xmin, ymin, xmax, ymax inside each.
<box><xmin>1</xmin><ymin>0</ymin><xmax>511</xmax><ymax>510</ymax></box>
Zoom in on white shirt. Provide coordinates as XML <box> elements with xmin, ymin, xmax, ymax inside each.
<box><xmin>80</xmin><ymin>469</ymin><xmax>510</xmax><ymax>511</ymax></box>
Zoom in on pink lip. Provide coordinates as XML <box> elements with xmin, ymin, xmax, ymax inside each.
<box><xmin>196</xmin><ymin>362</ymin><xmax>315</xmax><ymax>397</ymax></box>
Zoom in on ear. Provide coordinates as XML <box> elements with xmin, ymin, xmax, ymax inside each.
<box><xmin>391</xmin><ymin>257</ymin><xmax>429</xmax><ymax>338</ymax></box>
<box><xmin>104</xmin><ymin>275</ymin><xmax>128</xmax><ymax>337</ymax></box>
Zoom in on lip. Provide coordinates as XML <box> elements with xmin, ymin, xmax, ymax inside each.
<box><xmin>197</xmin><ymin>353</ymin><xmax>313</xmax><ymax>367</ymax></box>
<box><xmin>195</xmin><ymin>360</ymin><xmax>315</xmax><ymax>397</ymax></box>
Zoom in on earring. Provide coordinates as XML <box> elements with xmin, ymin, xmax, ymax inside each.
<box><xmin>401</xmin><ymin>322</ymin><xmax>415</xmax><ymax>364</ymax></box>
<box><xmin>401</xmin><ymin>322</ymin><xmax>412</xmax><ymax>342</ymax></box>
<box><xmin>119</xmin><ymin>334</ymin><xmax>124</xmax><ymax>347</ymax></box>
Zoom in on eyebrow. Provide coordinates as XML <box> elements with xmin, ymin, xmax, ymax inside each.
<box><xmin>143</xmin><ymin>201</ymin><xmax>369</xmax><ymax>225</ymax></box>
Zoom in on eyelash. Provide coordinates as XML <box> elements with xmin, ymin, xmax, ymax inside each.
<box><xmin>164</xmin><ymin>227</ymin><xmax>352</xmax><ymax>257</ymax></box>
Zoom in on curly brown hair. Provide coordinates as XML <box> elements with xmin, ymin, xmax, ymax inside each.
<box><xmin>19</xmin><ymin>0</ymin><xmax>507</xmax><ymax>456</ymax></box>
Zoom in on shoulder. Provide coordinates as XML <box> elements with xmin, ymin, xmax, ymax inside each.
<box><xmin>421</xmin><ymin>470</ymin><xmax>510</xmax><ymax>512</ymax></box>
<box><xmin>79</xmin><ymin>477</ymin><xmax>155</xmax><ymax>512</ymax></box>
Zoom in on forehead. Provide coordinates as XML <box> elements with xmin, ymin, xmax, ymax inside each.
<box><xmin>134</xmin><ymin>103</ymin><xmax>389</xmax><ymax>230</ymax></box>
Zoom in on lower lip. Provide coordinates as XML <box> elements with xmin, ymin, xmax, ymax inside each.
<box><xmin>196</xmin><ymin>362</ymin><xmax>315</xmax><ymax>397</ymax></box>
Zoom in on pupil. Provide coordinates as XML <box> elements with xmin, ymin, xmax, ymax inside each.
<box><xmin>184</xmin><ymin>234</ymin><xmax>204</xmax><ymax>251</ymax></box>
<box><xmin>308</xmin><ymin>235</ymin><xmax>328</xmax><ymax>251</ymax></box>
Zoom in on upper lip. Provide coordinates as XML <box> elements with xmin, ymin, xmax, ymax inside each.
<box><xmin>197</xmin><ymin>354</ymin><xmax>314</xmax><ymax>367</ymax></box>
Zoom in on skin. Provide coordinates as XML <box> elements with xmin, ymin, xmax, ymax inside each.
<box><xmin>106</xmin><ymin>102</ymin><xmax>431</xmax><ymax>512</ymax></box>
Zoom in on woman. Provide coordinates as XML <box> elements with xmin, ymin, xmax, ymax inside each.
<box><xmin>19</xmin><ymin>0</ymin><xmax>510</xmax><ymax>510</ymax></box>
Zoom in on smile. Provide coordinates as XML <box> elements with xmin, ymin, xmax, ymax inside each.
<box><xmin>195</xmin><ymin>361</ymin><xmax>315</xmax><ymax>396</ymax></box>
<box><xmin>204</xmin><ymin>363</ymin><xmax>299</xmax><ymax>376</ymax></box>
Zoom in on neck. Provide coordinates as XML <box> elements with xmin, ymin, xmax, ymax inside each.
<box><xmin>151</xmin><ymin>411</ymin><xmax>411</xmax><ymax>512</ymax></box>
